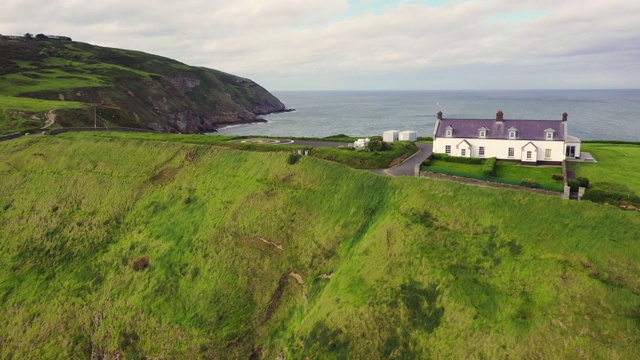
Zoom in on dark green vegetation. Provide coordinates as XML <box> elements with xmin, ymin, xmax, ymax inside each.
<box><xmin>0</xmin><ymin>35</ymin><xmax>285</xmax><ymax>135</ymax></box>
<box><xmin>1</xmin><ymin>134</ymin><xmax>639</xmax><ymax>358</ymax></box>
<box><xmin>423</xmin><ymin>156</ymin><xmax>565</xmax><ymax>191</ymax></box>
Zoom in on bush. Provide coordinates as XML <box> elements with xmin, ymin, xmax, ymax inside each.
<box><xmin>568</xmin><ymin>179</ymin><xmax>580</xmax><ymax>192</ymax></box>
<box><xmin>582</xmin><ymin>189</ymin><xmax>640</xmax><ymax>207</ymax></box>
<box><xmin>432</xmin><ymin>153</ymin><xmax>482</xmax><ymax>165</ymax></box>
<box><xmin>422</xmin><ymin>159</ymin><xmax>431</xmax><ymax>167</ymax></box>
<box><xmin>367</xmin><ymin>140</ymin><xmax>391</xmax><ymax>152</ymax></box>
<box><xmin>482</xmin><ymin>157</ymin><xmax>497</xmax><ymax>176</ymax></box>
<box><xmin>287</xmin><ymin>153</ymin><xmax>301</xmax><ymax>165</ymax></box>
<box><xmin>551</xmin><ymin>173</ymin><xmax>564</xmax><ymax>181</ymax></box>
<box><xmin>132</xmin><ymin>257</ymin><xmax>149</xmax><ymax>271</ymax></box>
<box><xmin>576</xmin><ymin>177</ymin><xmax>590</xmax><ymax>188</ymax></box>
<box><xmin>521</xmin><ymin>179</ymin><xmax>540</xmax><ymax>188</ymax></box>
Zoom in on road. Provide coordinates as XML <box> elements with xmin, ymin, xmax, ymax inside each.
<box><xmin>367</xmin><ymin>143</ymin><xmax>433</xmax><ymax>177</ymax></box>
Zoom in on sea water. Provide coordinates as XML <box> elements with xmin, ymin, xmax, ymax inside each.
<box><xmin>216</xmin><ymin>90</ymin><xmax>640</xmax><ymax>141</ymax></box>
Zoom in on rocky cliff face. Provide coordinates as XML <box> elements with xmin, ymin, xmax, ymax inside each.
<box><xmin>0</xmin><ymin>36</ymin><xmax>286</xmax><ymax>133</ymax></box>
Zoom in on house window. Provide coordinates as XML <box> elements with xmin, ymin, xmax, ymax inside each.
<box><xmin>545</xmin><ymin>149</ymin><xmax>551</xmax><ymax>159</ymax></box>
<box><xmin>526</xmin><ymin>151</ymin><xmax>532</xmax><ymax>160</ymax></box>
<box><xmin>546</xmin><ymin>132</ymin><xmax>553</xmax><ymax>140</ymax></box>
<box><xmin>479</xmin><ymin>146</ymin><xmax>485</xmax><ymax>157</ymax></box>
<box><xmin>461</xmin><ymin>149</ymin><xmax>466</xmax><ymax>156</ymax></box>
<box><xmin>508</xmin><ymin>148</ymin><xmax>514</xmax><ymax>157</ymax></box>
<box><xmin>479</xmin><ymin>130</ymin><xmax>486</xmax><ymax>138</ymax></box>
<box><xmin>446</xmin><ymin>130</ymin><xmax>452</xmax><ymax>137</ymax></box>
<box><xmin>445</xmin><ymin>145</ymin><xmax>451</xmax><ymax>154</ymax></box>
<box><xmin>509</xmin><ymin>131</ymin><xmax>516</xmax><ymax>139</ymax></box>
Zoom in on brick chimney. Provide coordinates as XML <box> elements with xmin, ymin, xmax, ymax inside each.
<box><xmin>496</xmin><ymin>110</ymin><xmax>504</xmax><ymax>122</ymax></box>
<box><xmin>562</xmin><ymin>112</ymin><xmax>568</xmax><ymax>122</ymax></box>
<box><xmin>437</xmin><ymin>111</ymin><xmax>443</xmax><ymax>120</ymax></box>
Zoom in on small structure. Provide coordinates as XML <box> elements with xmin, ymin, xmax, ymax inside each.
<box><xmin>398</xmin><ymin>130</ymin><xmax>417</xmax><ymax>142</ymax></box>
<box><xmin>353</xmin><ymin>138</ymin><xmax>370</xmax><ymax>149</ymax></box>
<box><xmin>383</xmin><ymin>130</ymin><xmax>399</xmax><ymax>143</ymax></box>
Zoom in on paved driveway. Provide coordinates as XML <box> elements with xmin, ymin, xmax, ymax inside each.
<box><xmin>368</xmin><ymin>143</ymin><xmax>433</xmax><ymax>177</ymax></box>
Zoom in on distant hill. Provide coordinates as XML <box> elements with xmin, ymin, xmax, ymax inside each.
<box><xmin>0</xmin><ymin>34</ymin><xmax>286</xmax><ymax>134</ymax></box>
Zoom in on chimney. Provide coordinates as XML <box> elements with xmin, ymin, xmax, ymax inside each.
<box><xmin>496</xmin><ymin>110</ymin><xmax>504</xmax><ymax>122</ymax></box>
<box><xmin>562</xmin><ymin>112</ymin><xmax>568</xmax><ymax>122</ymax></box>
<box><xmin>437</xmin><ymin>111</ymin><xmax>443</xmax><ymax>120</ymax></box>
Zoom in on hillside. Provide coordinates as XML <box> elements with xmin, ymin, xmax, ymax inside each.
<box><xmin>0</xmin><ymin>35</ymin><xmax>286</xmax><ymax>134</ymax></box>
<box><xmin>1</xmin><ymin>134</ymin><xmax>639</xmax><ymax>359</ymax></box>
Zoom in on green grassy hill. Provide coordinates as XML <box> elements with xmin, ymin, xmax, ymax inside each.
<box><xmin>0</xmin><ymin>134</ymin><xmax>639</xmax><ymax>359</ymax></box>
<box><xmin>0</xmin><ymin>35</ymin><xmax>285</xmax><ymax>135</ymax></box>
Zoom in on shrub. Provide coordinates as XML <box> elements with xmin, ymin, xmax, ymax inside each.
<box><xmin>576</xmin><ymin>177</ymin><xmax>590</xmax><ymax>188</ymax></box>
<box><xmin>432</xmin><ymin>153</ymin><xmax>482</xmax><ymax>165</ymax></box>
<box><xmin>568</xmin><ymin>179</ymin><xmax>580</xmax><ymax>192</ymax></box>
<box><xmin>551</xmin><ymin>173</ymin><xmax>564</xmax><ymax>181</ymax></box>
<box><xmin>521</xmin><ymin>179</ymin><xmax>540</xmax><ymax>188</ymax></box>
<box><xmin>287</xmin><ymin>153</ymin><xmax>301</xmax><ymax>165</ymax></box>
<box><xmin>365</xmin><ymin>140</ymin><xmax>393</xmax><ymax>152</ymax></box>
<box><xmin>422</xmin><ymin>159</ymin><xmax>431</xmax><ymax>167</ymax></box>
<box><xmin>482</xmin><ymin>157</ymin><xmax>497</xmax><ymax>176</ymax></box>
<box><xmin>582</xmin><ymin>189</ymin><xmax>640</xmax><ymax>207</ymax></box>
<box><xmin>132</xmin><ymin>257</ymin><xmax>149</xmax><ymax>271</ymax></box>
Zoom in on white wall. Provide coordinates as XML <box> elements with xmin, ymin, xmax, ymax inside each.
<box><xmin>433</xmin><ymin>138</ymin><xmax>566</xmax><ymax>162</ymax></box>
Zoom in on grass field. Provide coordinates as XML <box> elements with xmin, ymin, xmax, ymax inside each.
<box><xmin>0</xmin><ymin>134</ymin><xmax>639</xmax><ymax>358</ymax></box>
<box><xmin>570</xmin><ymin>143</ymin><xmax>640</xmax><ymax>194</ymax></box>
<box><xmin>0</xmin><ymin>96</ymin><xmax>86</xmax><ymax>134</ymax></box>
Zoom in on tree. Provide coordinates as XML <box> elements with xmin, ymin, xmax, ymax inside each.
<box><xmin>24</xmin><ymin>33</ymin><xmax>32</xmax><ymax>39</ymax></box>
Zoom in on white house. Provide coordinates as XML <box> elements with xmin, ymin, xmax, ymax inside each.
<box><xmin>432</xmin><ymin>111</ymin><xmax>581</xmax><ymax>164</ymax></box>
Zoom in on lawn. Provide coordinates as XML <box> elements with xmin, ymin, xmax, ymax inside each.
<box><xmin>569</xmin><ymin>143</ymin><xmax>640</xmax><ymax>194</ymax></box>
<box><xmin>425</xmin><ymin>159</ymin><xmax>564</xmax><ymax>191</ymax></box>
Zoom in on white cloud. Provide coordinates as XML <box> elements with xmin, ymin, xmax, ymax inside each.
<box><xmin>1</xmin><ymin>0</ymin><xmax>639</xmax><ymax>89</ymax></box>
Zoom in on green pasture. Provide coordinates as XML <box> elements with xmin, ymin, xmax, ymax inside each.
<box><xmin>570</xmin><ymin>143</ymin><xmax>640</xmax><ymax>194</ymax></box>
<box><xmin>0</xmin><ymin>69</ymin><xmax>107</xmax><ymax>96</ymax></box>
<box><xmin>0</xmin><ymin>134</ymin><xmax>638</xmax><ymax>358</ymax></box>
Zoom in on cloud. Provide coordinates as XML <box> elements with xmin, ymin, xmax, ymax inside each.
<box><xmin>1</xmin><ymin>0</ymin><xmax>639</xmax><ymax>89</ymax></box>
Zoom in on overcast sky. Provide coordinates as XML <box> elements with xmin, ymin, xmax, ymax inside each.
<box><xmin>2</xmin><ymin>0</ymin><xmax>639</xmax><ymax>90</ymax></box>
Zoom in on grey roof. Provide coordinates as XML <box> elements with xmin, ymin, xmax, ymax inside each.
<box><xmin>436</xmin><ymin>118</ymin><xmax>565</xmax><ymax>141</ymax></box>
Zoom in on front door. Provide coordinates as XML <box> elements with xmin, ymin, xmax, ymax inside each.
<box><xmin>566</xmin><ymin>146</ymin><xmax>575</xmax><ymax>158</ymax></box>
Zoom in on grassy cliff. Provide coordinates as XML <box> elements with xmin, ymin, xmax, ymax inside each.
<box><xmin>0</xmin><ymin>134</ymin><xmax>639</xmax><ymax>359</ymax></box>
<box><xmin>0</xmin><ymin>35</ymin><xmax>285</xmax><ymax>135</ymax></box>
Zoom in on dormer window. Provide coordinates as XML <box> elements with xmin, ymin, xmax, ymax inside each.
<box><xmin>508</xmin><ymin>127</ymin><xmax>518</xmax><ymax>139</ymax></box>
<box><xmin>544</xmin><ymin>128</ymin><xmax>555</xmax><ymax>140</ymax></box>
<box><xmin>445</xmin><ymin>126</ymin><xmax>454</xmax><ymax>137</ymax></box>
<box><xmin>478</xmin><ymin>127</ymin><xmax>488</xmax><ymax>138</ymax></box>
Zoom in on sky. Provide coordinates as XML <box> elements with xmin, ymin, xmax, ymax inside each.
<box><xmin>2</xmin><ymin>0</ymin><xmax>639</xmax><ymax>90</ymax></box>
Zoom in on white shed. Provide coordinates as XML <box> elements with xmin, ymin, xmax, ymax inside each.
<box><xmin>383</xmin><ymin>130</ymin><xmax>399</xmax><ymax>143</ymax></box>
<box><xmin>398</xmin><ymin>130</ymin><xmax>417</xmax><ymax>141</ymax></box>
<box><xmin>353</xmin><ymin>138</ymin><xmax>370</xmax><ymax>149</ymax></box>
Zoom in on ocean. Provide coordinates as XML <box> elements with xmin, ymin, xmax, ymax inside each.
<box><xmin>216</xmin><ymin>90</ymin><xmax>640</xmax><ymax>141</ymax></box>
